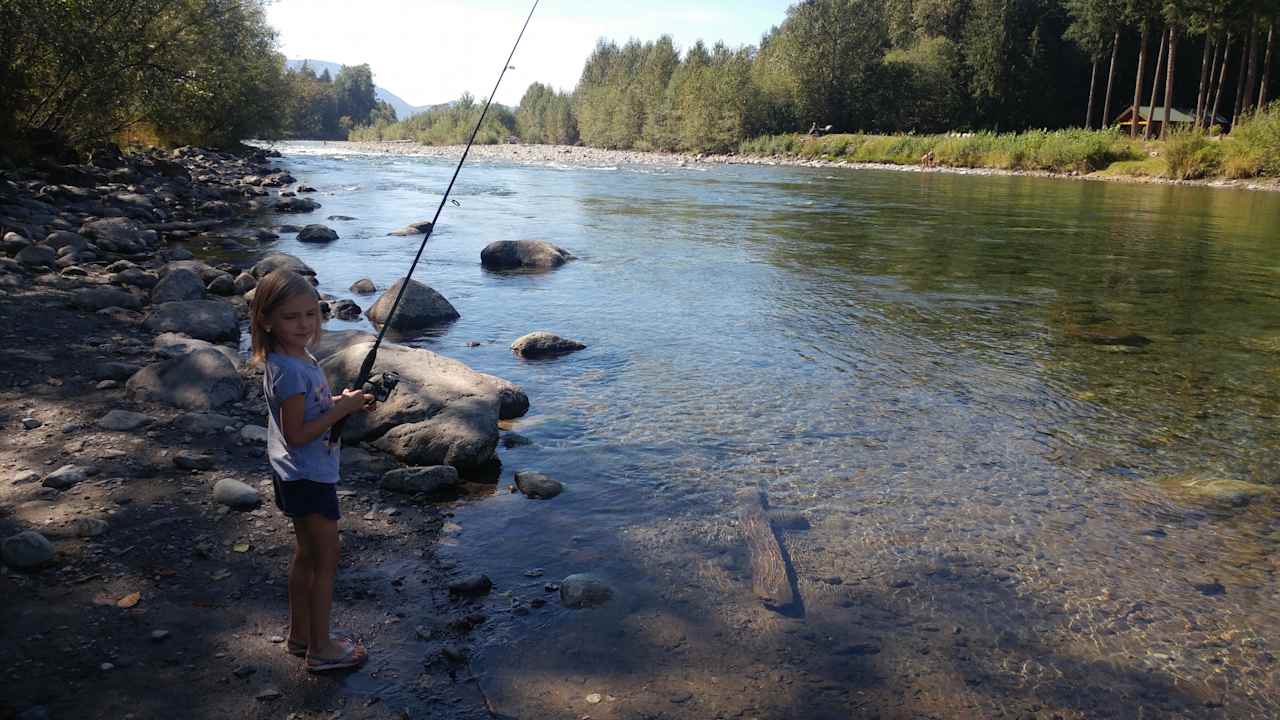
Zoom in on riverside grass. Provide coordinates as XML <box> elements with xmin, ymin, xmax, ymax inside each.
<box><xmin>738</xmin><ymin>105</ymin><xmax>1280</xmax><ymax>181</ymax></box>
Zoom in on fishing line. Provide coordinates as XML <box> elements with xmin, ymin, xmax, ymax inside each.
<box><xmin>335</xmin><ymin>0</ymin><xmax>540</xmax><ymax>428</ymax></box>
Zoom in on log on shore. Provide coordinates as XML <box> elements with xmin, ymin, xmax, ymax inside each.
<box><xmin>738</xmin><ymin>488</ymin><xmax>796</xmax><ymax>610</ymax></box>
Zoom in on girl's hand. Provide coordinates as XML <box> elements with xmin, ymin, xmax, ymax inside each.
<box><xmin>337</xmin><ymin>388</ymin><xmax>374</xmax><ymax>416</ymax></box>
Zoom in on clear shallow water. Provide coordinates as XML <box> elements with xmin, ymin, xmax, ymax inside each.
<box><xmin>263</xmin><ymin>142</ymin><xmax>1280</xmax><ymax>718</ymax></box>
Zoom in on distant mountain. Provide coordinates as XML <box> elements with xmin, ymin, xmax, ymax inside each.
<box><xmin>285</xmin><ymin>58</ymin><xmax>433</xmax><ymax>120</ymax></box>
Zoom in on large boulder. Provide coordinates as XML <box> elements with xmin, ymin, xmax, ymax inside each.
<box><xmin>510</xmin><ymin>331</ymin><xmax>586</xmax><ymax>358</ymax></box>
<box><xmin>297</xmin><ymin>224</ymin><xmax>338</xmax><ymax>243</ymax></box>
<box><xmin>365</xmin><ymin>278</ymin><xmax>460</xmax><ymax>332</ymax></box>
<box><xmin>126</xmin><ymin>347</ymin><xmax>242</xmax><ymax>409</ymax></box>
<box><xmin>321</xmin><ymin>341</ymin><xmax>528</xmax><ymax>469</ymax></box>
<box><xmin>151</xmin><ymin>267</ymin><xmax>206</xmax><ymax>304</ymax></box>
<box><xmin>250</xmin><ymin>252</ymin><xmax>316</xmax><ymax>280</ymax></box>
<box><xmin>144</xmin><ymin>300</ymin><xmax>239</xmax><ymax>341</ymax></box>
<box><xmin>480</xmin><ymin>240</ymin><xmax>574</xmax><ymax>270</ymax></box>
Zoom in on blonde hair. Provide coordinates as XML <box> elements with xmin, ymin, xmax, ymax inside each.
<box><xmin>250</xmin><ymin>269</ymin><xmax>320</xmax><ymax>365</ymax></box>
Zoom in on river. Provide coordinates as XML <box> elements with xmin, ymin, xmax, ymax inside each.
<box><xmin>259</xmin><ymin>141</ymin><xmax>1280</xmax><ymax>719</ymax></box>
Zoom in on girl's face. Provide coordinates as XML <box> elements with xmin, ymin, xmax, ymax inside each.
<box><xmin>268</xmin><ymin>292</ymin><xmax>321</xmax><ymax>356</ymax></box>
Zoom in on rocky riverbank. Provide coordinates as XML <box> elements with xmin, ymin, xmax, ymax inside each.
<box><xmin>338</xmin><ymin>140</ymin><xmax>1280</xmax><ymax>193</ymax></box>
<box><xmin>0</xmin><ymin>146</ymin><xmax>520</xmax><ymax>720</ymax></box>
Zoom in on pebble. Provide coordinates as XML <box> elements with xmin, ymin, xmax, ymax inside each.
<box><xmin>13</xmin><ymin>470</ymin><xmax>40</xmax><ymax>484</ymax></box>
<box><xmin>233</xmin><ymin>665</ymin><xmax>256</xmax><ymax>678</ymax></box>
<box><xmin>97</xmin><ymin>409</ymin><xmax>155</xmax><ymax>432</ymax></box>
<box><xmin>21</xmin><ymin>417</ymin><xmax>42</xmax><ymax>430</ymax></box>
<box><xmin>100</xmin><ymin>662</ymin><xmax>114</xmax><ymax>671</ymax></box>
<box><xmin>96</xmin><ymin>380</ymin><xmax>118</xmax><ymax>390</ymax></box>
<box><xmin>586</xmin><ymin>693</ymin><xmax>602</xmax><ymax>704</ymax></box>
<box><xmin>212</xmin><ymin>478</ymin><xmax>261</xmax><ymax>510</ymax></box>
<box><xmin>173</xmin><ymin>452</ymin><xmax>214</xmax><ymax>470</ymax></box>
<box><xmin>151</xmin><ymin>630</ymin><xmax>171</xmax><ymax>642</ymax></box>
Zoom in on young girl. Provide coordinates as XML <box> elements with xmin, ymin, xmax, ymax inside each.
<box><xmin>251</xmin><ymin>269</ymin><xmax>374</xmax><ymax>673</ymax></box>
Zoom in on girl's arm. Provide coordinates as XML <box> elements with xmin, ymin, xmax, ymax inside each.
<box><xmin>279</xmin><ymin>389</ymin><xmax>371</xmax><ymax>447</ymax></box>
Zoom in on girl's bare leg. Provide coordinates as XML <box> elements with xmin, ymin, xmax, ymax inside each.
<box><xmin>298</xmin><ymin>514</ymin><xmax>345</xmax><ymax>658</ymax></box>
<box><xmin>287</xmin><ymin>519</ymin><xmax>315</xmax><ymax>646</ymax></box>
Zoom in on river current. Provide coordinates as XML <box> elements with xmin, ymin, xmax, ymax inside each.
<box><xmin>257</xmin><ymin>142</ymin><xmax>1280</xmax><ymax>719</ymax></box>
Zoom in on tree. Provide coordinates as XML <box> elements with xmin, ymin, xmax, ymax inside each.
<box><xmin>334</xmin><ymin>64</ymin><xmax>376</xmax><ymax>127</ymax></box>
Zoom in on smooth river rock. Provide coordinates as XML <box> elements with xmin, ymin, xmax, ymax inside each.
<box><xmin>72</xmin><ymin>287</ymin><xmax>143</xmax><ymax>311</ymax></box>
<box><xmin>387</xmin><ymin>220</ymin><xmax>433</xmax><ymax>236</ymax></box>
<box><xmin>212</xmin><ymin>478</ymin><xmax>261</xmax><ymax>510</ymax></box>
<box><xmin>480</xmin><ymin>240</ymin><xmax>574</xmax><ymax>270</ymax></box>
<box><xmin>381</xmin><ymin>466</ymin><xmax>459</xmax><ymax>495</ymax></box>
<box><xmin>96</xmin><ymin>410</ymin><xmax>155</xmax><ymax>431</ymax></box>
<box><xmin>43</xmin><ymin>465</ymin><xmax>88</xmax><ymax>490</ymax></box>
<box><xmin>250</xmin><ymin>252</ymin><xmax>316</xmax><ymax>280</ymax></box>
<box><xmin>321</xmin><ymin>340</ymin><xmax>528</xmax><ymax>468</ymax></box>
<box><xmin>510</xmin><ymin>331</ymin><xmax>586</xmax><ymax>358</ymax></box>
<box><xmin>297</xmin><ymin>224</ymin><xmax>338</xmax><ymax>243</ymax></box>
<box><xmin>126</xmin><ymin>348</ymin><xmax>242</xmax><ymax>410</ymax></box>
<box><xmin>365</xmin><ymin>278</ymin><xmax>459</xmax><ymax>332</ymax></box>
<box><xmin>151</xmin><ymin>267</ymin><xmax>205</xmax><ymax>304</ymax></box>
<box><xmin>2</xmin><ymin>531</ymin><xmax>55</xmax><ymax>569</ymax></box>
<box><xmin>144</xmin><ymin>300</ymin><xmax>239</xmax><ymax>342</ymax></box>
<box><xmin>514</xmin><ymin>471</ymin><xmax>563</xmax><ymax>499</ymax></box>
<box><xmin>560</xmin><ymin>574</ymin><xmax>613</xmax><ymax>609</ymax></box>
<box><xmin>350</xmin><ymin>278</ymin><xmax>377</xmax><ymax>294</ymax></box>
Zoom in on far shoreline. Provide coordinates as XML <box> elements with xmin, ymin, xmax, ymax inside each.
<box><xmin>283</xmin><ymin>140</ymin><xmax>1280</xmax><ymax>194</ymax></box>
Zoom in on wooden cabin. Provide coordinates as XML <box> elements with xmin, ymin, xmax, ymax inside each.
<box><xmin>1112</xmin><ymin>106</ymin><xmax>1231</xmax><ymax>135</ymax></box>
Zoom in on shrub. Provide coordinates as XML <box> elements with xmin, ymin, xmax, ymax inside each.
<box><xmin>1222</xmin><ymin>104</ymin><xmax>1280</xmax><ymax>178</ymax></box>
<box><xmin>1163</xmin><ymin>130</ymin><xmax>1222</xmax><ymax>180</ymax></box>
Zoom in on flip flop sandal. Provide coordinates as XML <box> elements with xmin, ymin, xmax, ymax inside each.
<box><xmin>306</xmin><ymin>638</ymin><xmax>367</xmax><ymax>673</ymax></box>
<box><xmin>286</xmin><ymin>639</ymin><xmax>307</xmax><ymax>657</ymax></box>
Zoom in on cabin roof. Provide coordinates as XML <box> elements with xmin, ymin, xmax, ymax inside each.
<box><xmin>1114</xmin><ymin>105</ymin><xmax>1230</xmax><ymax>125</ymax></box>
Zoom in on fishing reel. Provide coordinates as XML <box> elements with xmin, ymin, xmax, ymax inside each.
<box><xmin>363</xmin><ymin>371</ymin><xmax>400</xmax><ymax>403</ymax></box>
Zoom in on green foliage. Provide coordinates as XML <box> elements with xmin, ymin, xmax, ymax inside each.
<box><xmin>280</xmin><ymin>62</ymin><xmax>385</xmax><ymax>140</ymax></box>
<box><xmin>1163</xmin><ymin>130</ymin><xmax>1222</xmax><ymax>180</ymax></box>
<box><xmin>516</xmin><ymin>82</ymin><xmax>578</xmax><ymax>145</ymax></box>
<box><xmin>741</xmin><ymin>128</ymin><xmax>1143</xmax><ymax>172</ymax></box>
<box><xmin>0</xmin><ymin>0</ymin><xmax>289</xmax><ymax>152</ymax></box>
<box><xmin>348</xmin><ymin>93</ymin><xmax>515</xmax><ymax>145</ymax></box>
<box><xmin>1221</xmin><ymin>103</ymin><xmax>1280</xmax><ymax>178</ymax></box>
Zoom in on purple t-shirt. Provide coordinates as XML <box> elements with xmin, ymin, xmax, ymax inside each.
<box><xmin>264</xmin><ymin>352</ymin><xmax>340</xmax><ymax>484</ymax></box>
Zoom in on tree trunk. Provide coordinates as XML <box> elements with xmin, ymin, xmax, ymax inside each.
<box><xmin>1146</xmin><ymin>28</ymin><xmax>1168</xmax><ymax>141</ymax></box>
<box><xmin>1102</xmin><ymin>30</ymin><xmax>1121</xmax><ymax>129</ymax></box>
<box><xmin>1086</xmin><ymin>57</ymin><xmax>1099</xmax><ymax>129</ymax></box>
<box><xmin>1244</xmin><ymin>16</ymin><xmax>1260</xmax><ymax>115</ymax></box>
<box><xmin>1196</xmin><ymin>37</ymin><xmax>1214</xmax><ymax>129</ymax></box>
<box><xmin>1131</xmin><ymin>24</ymin><xmax>1150</xmax><ymax>138</ymax></box>
<box><xmin>1211</xmin><ymin>34</ymin><xmax>1233</xmax><ymax>130</ymax></box>
<box><xmin>1235</xmin><ymin>29</ymin><xmax>1251</xmax><ymax>120</ymax></box>
<box><xmin>1161</xmin><ymin>27</ymin><xmax>1179</xmax><ymax>140</ymax></box>
<box><xmin>1260</xmin><ymin>22</ymin><xmax>1275</xmax><ymax>111</ymax></box>
<box><xmin>1205</xmin><ymin>34</ymin><xmax>1223</xmax><ymax>128</ymax></box>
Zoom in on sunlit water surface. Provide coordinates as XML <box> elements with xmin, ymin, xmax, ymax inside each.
<box><xmin>256</xmin><ymin>142</ymin><xmax>1280</xmax><ymax>718</ymax></box>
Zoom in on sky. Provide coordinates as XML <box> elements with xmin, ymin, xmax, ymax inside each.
<box><xmin>265</xmin><ymin>0</ymin><xmax>796</xmax><ymax>107</ymax></box>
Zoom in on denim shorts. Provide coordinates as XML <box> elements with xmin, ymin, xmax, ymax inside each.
<box><xmin>271</xmin><ymin>475</ymin><xmax>341</xmax><ymax>521</ymax></box>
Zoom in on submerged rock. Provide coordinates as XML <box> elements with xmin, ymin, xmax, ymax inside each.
<box><xmin>1160</xmin><ymin>471</ymin><xmax>1274</xmax><ymax>508</ymax></box>
<box><xmin>514</xmin><ymin>471</ymin><xmax>563</xmax><ymax>499</ymax></box>
<box><xmin>560</xmin><ymin>574</ymin><xmax>613</xmax><ymax>609</ymax></box>
<box><xmin>480</xmin><ymin>240</ymin><xmax>574</xmax><ymax>270</ymax></box>
<box><xmin>510</xmin><ymin>331</ymin><xmax>586</xmax><ymax>358</ymax></box>
<box><xmin>448</xmin><ymin>574</ymin><xmax>493</xmax><ymax>596</ymax></box>
<box><xmin>365</xmin><ymin>278</ymin><xmax>459</xmax><ymax>331</ymax></box>
<box><xmin>387</xmin><ymin>220</ymin><xmax>433</xmax><ymax>236</ymax></box>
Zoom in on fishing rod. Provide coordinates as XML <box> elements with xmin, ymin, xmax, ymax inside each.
<box><xmin>333</xmin><ymin>0</ymin><xmax>540</xmax><ymax>437</ymax></box>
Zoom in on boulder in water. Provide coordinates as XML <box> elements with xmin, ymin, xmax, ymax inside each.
<box><xmin>250</xmin><ymin>252</ymin><xmax>315</xmax><ymax>280</ymax></box>
<box><xmin>297</xmin><ymin>224</ymin><xmax>339</xmax><ymax>243</ymax></box>
<box><xmin>365</xmin><ymin>278</ymin><xmax>459</xmax><ymax>332</ymax></box>
<box><xmin>350</xmin><ymin>278</ymin><xmax>376</xmax><ymax>295</ymax></box>
<box><xmin>480</xmin><ymin>240</ymin><xmax>574</xmax><ymax>270</ymax></box>
<box><xmin>387</xmin><ymin>220</ymin><xmax>433</xmax><ymax>236</ymax></box>
<box><xmin>321</xmin><ymin>340</ymin><xmax>528</xmax><ymax>469</ymax></box>
<box><xmin>510</xmin><ymin>331</ymin><xmax>586</xmax><ymax>358</ymax></box>
<box><xmin>514</xmin><ymin>471</ymin><xmax>563</xmax><ymax>499</ymax></box>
